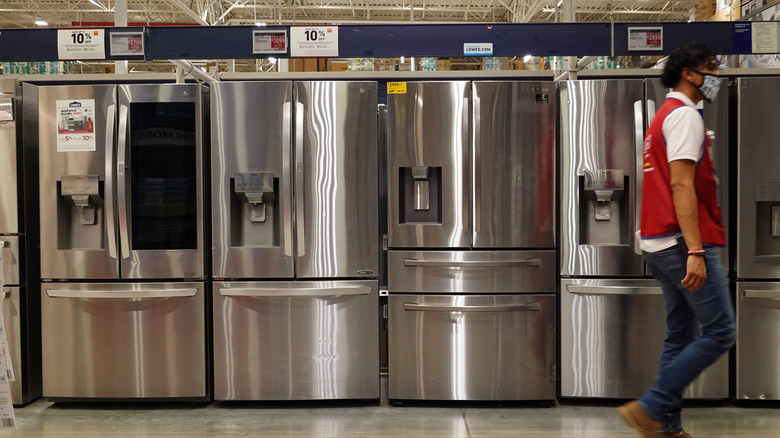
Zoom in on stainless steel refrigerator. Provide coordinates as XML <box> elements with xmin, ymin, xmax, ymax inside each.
<box><xmin>210</xmin><ymin>81</ymin><xmax>379</xmax><ymax>401</ymax></box>
<box><xmin>735</xmin><ymin>76</ymin><xmax>780</xmax><ymax>400</ymax></box>
<box><xmin>1</xmin><ymin>78</ymin><xmax>41</xmax><ymax>405</ymax></box>
<box><xmin>559</xmin><ymin>79</ymin><xmax>728</xmax><ymax>399</ymax></box>
<box><xmin>387</xmin><ymin>81</ymin><xmax>557</xmax><ymax>401</ymax></box>
<box><xmin>25</xmin><ymin>83</ymin><xmax>208</xmax><ymax>401</ymax></box>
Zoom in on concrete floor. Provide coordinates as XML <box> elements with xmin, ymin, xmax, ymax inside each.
<box><xmin>3</xmin><ymin>381</ymin><xmax>780</xmax><ymax>437</ymax></box>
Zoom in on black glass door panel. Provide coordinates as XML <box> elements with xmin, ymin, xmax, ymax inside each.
<box><xmin>130</xmin><ymin>102</ymin><xmax>197</xmax><ymax>250</ymax></box>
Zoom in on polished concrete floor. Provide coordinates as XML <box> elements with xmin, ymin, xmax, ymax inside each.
<box><xmin>4</xmin><ymin>380</ymin><xmax>780</xmax><ymax>437</ymax></box>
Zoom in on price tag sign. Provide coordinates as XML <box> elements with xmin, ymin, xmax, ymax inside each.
<box><xmin>388</xmin><ymin>82</ymin><xmax>407</xmax><ymax>94</ymax></box>
<box><xmin>627</xmin><ymin>27</ymin><xmax>663</xmax><ymax>51</ymax></box>
<box><xmin>290</xmin><ymin>26</ymin><xmax>338</xmax><ymax>57</ymax></box>
<box><xmin>253</xmin><ymin>30</ymin><xmax>288</xmax><ymax>55</ymax></box>
<box><xmin>58</xmin><ymin>29</ymin><xmax>106</xmax><ymax>60</ymax></box>
<box><xmin>110</xmin><ymin>31</ymin><xmax>144</xmax><ymax>57</ymax></box>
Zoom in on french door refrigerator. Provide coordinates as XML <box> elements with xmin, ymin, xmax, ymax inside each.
<box><xmin>559</xmin><ymin>79</ymin><xmax>728</xmax><ymax>399</ymax></box>
<box><xmin>736</xmin><ymin>77</ymin><xmax>780</xmax><ymax>401</ymax></box>
<box><xmin>2</xmin><ymin>78</ymin><xmax>41</xmax><ymax>405</ymax></box>
<box><xmin>387</xmin><ymin>81</ymin><xmax>557</xmax><ymax>401</ymax></box>
<box><xmin>211</xmin><ymin>81</ymin><xmax>379</xmax><ymax>401</ymax></box>
<box><xmin>26</xmin><ymin>83</ymin><xmax>208</xmax><ymax>401</ymax></box>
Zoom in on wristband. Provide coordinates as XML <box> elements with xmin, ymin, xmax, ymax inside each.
<box><xmin>687</xmin><ymin>249</ymin><xmax>705</xmax><ymax>256</ymax></box>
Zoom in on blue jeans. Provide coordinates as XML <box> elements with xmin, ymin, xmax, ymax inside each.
<box><xmin>639</xmin><ymin>245</ymin><xmax>736</xmax><ymax>433</ymax></box>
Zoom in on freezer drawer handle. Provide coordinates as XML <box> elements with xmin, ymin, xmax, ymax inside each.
<box><xmin>2</xmin><ymin>291</ymin><xmax>9</xmax><ymax>299</ymax></box>
<box><xmin>566</xmin><ymin>285</ymin><xmax>662</xmax><ymax>295</ymax></box>
<box><xmin>45</xmin><ymin>288</ymin><xmax>198</xmax><ymax>299</ymax></box>
<box><xmin>744</xmin><ymin>290</ymin><xmax>780</xmax><ymax>300</ymax></box>
<box><xmin>219</xmin><ymin>286</ymin><xmax>372</xmax><ymax>297</ymax></box>
<box><xmin>403</xmin><ymin>302</ymin><xmax>541</xmax><ymax>312</ymax></box>
<box><xmin>403</xmin><ymin>258</ymin><xmax>542</xmax><ymax>268</ymax></box>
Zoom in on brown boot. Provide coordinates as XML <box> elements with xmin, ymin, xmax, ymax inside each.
<box><xmin>617</xmin><ymin>400</ymin><xmax>664</xmax><ymax>437</ymax></box>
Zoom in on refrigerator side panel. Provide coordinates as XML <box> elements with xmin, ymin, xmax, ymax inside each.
<box><xmin>211</xmin><ymin>81</ymin><xmax>294</xmax><ymax>279</ymax></box>
<box><xmin>559</xmin><ymin>80</ymin><xmax>645</xmax><ymax>277</ymax></box>
<box><xmin>36</xmin><ymin>85</ymin><xmax>119</xmax><ymax>280</ymax></box>
<box><xmin>295</xmin><ymin>81</ymin><xmax>379</xmax><ymax>279</ymax></box>
<box><xmin>473</xmin><ymin>81</ymin><xmax>556</xmax><ymax>249</ymax></box>
<box><xmin>0</xmin><ymin>79</ymin><xmax>18</xmax><ymax>233</ymax></box>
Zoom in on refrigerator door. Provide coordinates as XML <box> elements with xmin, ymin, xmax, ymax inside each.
<box><xmin>118</xmin><ymin>84</ymin><xmax>204</xmax><ymax>279</ymax></box>
<box><xmin>472</xmin><ymin>81</ymin><xmax>556</xmax><ymax>249</ymax></box>
<box><xmin>3</xmin><ymin>287</ymin><xmax>22</xmax><ymax>404</ymax></box>
<box><xmin>389</xmin><ymin>294</ymin><xmax>556</xmax><ymax>401</ymax></box>
<box><xmin>561</xmin><ymin>278</ymin><xmax>728</xmax><ymax>398</ymax></box>
<box><xmin>388</xmin><ymin>81</ymin><xmax>471</xmax><ymax>249</ymax></box>
<box><xmin>213</xmin><ymin>280</ymin><xmax>379</xmax><ymax>400</ymax></box>
<box><xmin>560</xmin><ymin>80</ymin><xmax>645</xmax><ymax>277</ymax></box>
<box><xmin>646</xmin><ymin>78</ymin><xmax>729</xmax><ymax>272</ymax></box>
<box><xmin>0</xmin><ymin>80</ymin><xmax>18</xmax><ymax>234</ymax></box>
<box><xmin>211</xmin><ymin>81</ymin><xmax>294</xmax><ymax>279</ymax></box>
<box><xmin>36</xmin><ymin>84</ymin><xmax>119</xmax><ymax>280</ymax></box>
<box><xmin>41</xmin><ymin>282</ymin><xmax>207</xmax><ymax>399</ymax></box>
<box><xmin>736</xmin><ymin>282</ymin><xmax>780</xmax><ymax>400</ymax></box>
<box><xmin>294</xmin><ymin>82</ymin><xmax>379</xmax><ymax>278</ymax></box>
<box><xmin>0</xmin><ymin>236</ymin><xmax>19</xmax><ymax>285</ymax></box>
<box><xmin>737</xmin><ymin>78</ymin><xmax>780</xmax><ymax>279</ymax></box>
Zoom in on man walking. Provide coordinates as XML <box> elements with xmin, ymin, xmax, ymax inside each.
<box><xmin>618</xmin><ymin>43</ymin><xmax>736</xmax><ymax>437</ymax></box>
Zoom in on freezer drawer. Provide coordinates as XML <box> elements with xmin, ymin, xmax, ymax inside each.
<box><xmin>389</xmin><ymin>250</ymin><xmax>556</xmax><ymax>294</ymax></box>
<box><xmin>41</xmin><ymin>282</ymin><xmax>207</xmax><ymax>400</ymax></box>
<box><xmin>3</xmin><ymin>287</ymin><xmax>22</xmax><ymax>404</ymax></box>
<box><xmin>1</xmin><ymin>236</ymin><xmax>20</xmax><ymax>285</ymax></box>
<box><xmin>561</xmin><ymin>279</ymin><xmax>728</xmax><ymax>399</ymax></box>
<box><xmin>213</xmin><ymin>280</ymin><xmax>379</xmax><ymax>401</ymax></box>
<box><xmin>736</xmin><ymin>282</ymin><xmax>780</xmax><ymax>400</ymax></box>
<box><xmin>389</xmin><ymin>294</ymin><xmax>556</xmax><ymax>401</ymax></box>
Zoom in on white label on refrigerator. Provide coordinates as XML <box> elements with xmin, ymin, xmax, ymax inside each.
<box><xmin>57</xmin><ymin>29</ymin><xmax>106</xmax><ymax>60</ymax></box>
<box><xmin>56</xmin><ymin>99</ymin><xmax>97</xmax><ymax>152</ymax></box>
<box><xmin>290</xmin><ymin>26</ymin><xmax>338</xmax><ymax>57</ymax></box>
<box><xmin>110</xmin><ymin>31</ymin><xmax>144</xmax><ymax>56</ymax></box>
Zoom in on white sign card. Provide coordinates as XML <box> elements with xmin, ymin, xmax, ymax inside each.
<box><xmin>290</xmin><ymin>26</ymin><xmax>339</xmax><ymax>57</ymax></box>
<box><xmin>0</xmin><ymin>250</ymin><xmax>16</xmax><ymax>429</ymax></box>
<box><xmin>627</xmin><ymin>27</ymin><xmax>663</xmax><ymax>51</ymax></box>
<box><xmin>56</xmin><ymin>99</ymin><xmax>97</xmax><ymax>152</ymax></box>
<box><xmin>57</xmin><ymin>29</ymin><xmax>106</xmax><ymax>60</ymax></box>
<box><xmin>110</xmin><ymin>31</ymin><xmax>144</xmax><ymax>57</ymax></box>
<box><xmin>752</xmin><ymin>22</ymin><xmax>779</xmax><ymax>54</ymax></box>
<box><xmin>253</xmin><ymin>30</ymin><xmax>288</xmax><ymax>54</ymax></box>
<box><xmin>464</xmin><ymin>43</ymin><xmax>493</xmax><ymax>56</ymax></box>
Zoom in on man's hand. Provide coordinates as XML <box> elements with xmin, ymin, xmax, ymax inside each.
<box><xmin>681</xmin><ymin>255</ymin><xmax>706</xmax><ymax>291</ymax></box>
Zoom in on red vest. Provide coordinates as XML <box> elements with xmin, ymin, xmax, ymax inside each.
<box><xmin>640</xmin><ymin>98</ymin><xmax>725</xmax><ymax>246</ymax></box>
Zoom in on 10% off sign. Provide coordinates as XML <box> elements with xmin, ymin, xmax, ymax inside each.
<box><xmin>290</xmin><ymin>26</ymin><xmax>339</xmax><ymax>57</ymax></box>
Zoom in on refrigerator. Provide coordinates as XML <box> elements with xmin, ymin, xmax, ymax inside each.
<box><xmin>559</xmin><ymin>79</ymin><xmax>729</xmax><ymax>399</ymax></box>
<box><xmin>735</xmin><ymin>77</ymin><xmax>780</xmax><ymax>400</ymax></box>
<box><xmin>25</xmin><ymin>82</ymin><xmax>209</xmax><ymax>401</ymax></box>
<box><xmin>1</xmin><ymin>78</ymin><xmax>41</xmax><ymax>405</ymax></box>
<box><xmin>387</xmin><ymin>81</ymin><xmax>557</xmax><ymax>401</ymax></box>
<box><xmin>210</xmin><ymin>81</ymin><xmax>380</xmax><ymax>401</ymax></box>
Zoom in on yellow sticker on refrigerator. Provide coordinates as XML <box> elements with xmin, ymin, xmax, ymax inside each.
<box><xmin>387</xmin><ymin>82</ymin><xmax>407</xmax><ymax>94</ymax></box>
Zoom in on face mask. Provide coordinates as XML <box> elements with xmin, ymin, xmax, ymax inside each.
<box><xmin>693</xmin><ymin>72</ymin><xmax>720</xmax><ymax>102</ymax></box>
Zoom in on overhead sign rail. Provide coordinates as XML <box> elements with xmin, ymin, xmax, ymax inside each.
<box><xmin>0</xmin><ymin>22</ymin><xmax>776</xmax><ymax>62</ymax></box>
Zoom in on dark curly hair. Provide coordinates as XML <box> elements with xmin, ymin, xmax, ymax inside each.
<box><xmin>660</xmin><ymin>43</ymin><xmax>718</xmax><ymax>88</ymax></box>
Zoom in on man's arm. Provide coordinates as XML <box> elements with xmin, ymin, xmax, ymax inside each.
<box><xmin>669</xmin><ymin>159</ymin><xmax>706</xmax><ymax>291</ymax></box>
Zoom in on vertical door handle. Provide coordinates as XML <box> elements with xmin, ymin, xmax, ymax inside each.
<box><xmin>633</xmin><ymin>100</ymin><xmax>644</xmax><ymax>256</ymax></box>
<box><xmin>117</xmin><ymin>104</ymin><xmax>131</xmax><ymax>259</ymax></box>
<box><xmin>462</xmin><ymin>95</ymin><xmax>471</xmax><ymax>232</ymax></box>
<box><xmin>282</xmin><ymin>101</ymin><xmax>293</xmax><ymax>258</ymax></box>
<box><xmin>473</xmin><ymin>93</ymin><xmax>482</xmax><ymax>233</ymax></box>
<box><xmin>295</xmin><ymin>101</ymin><xmax>306</xmax><ymax>257</ymax></box>
<box><xmin>104</xmin><ymin>104</ymin><xmax>117</xmax><ymax>259</ymax></box>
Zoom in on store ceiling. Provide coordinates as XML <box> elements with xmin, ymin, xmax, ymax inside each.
<box><xmin>1</xmin><ymin>0</ymin><xmax>696</xmax><ymax>28</ymax></box>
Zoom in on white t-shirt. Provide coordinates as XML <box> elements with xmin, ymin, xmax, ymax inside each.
<box><xmin>637</xmin><ymin>92</ymin><xmax>705</xmax><ymax>253</ymax></box>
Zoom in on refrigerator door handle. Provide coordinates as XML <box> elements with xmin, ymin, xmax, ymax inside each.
<box><xmin>45</xmin><ymin>288</ymin><xmax>198</xmax><ymax>299</ymax></box>
<box><xmin>282</xmin><ymin>101</ymin><xmax>293</xmax><ymax>258</ymax></box>
<box><xmin>403</xmin><ymin>302</ymin><xmax>541</xmax><ymax>312</ymax></box>
<box><xmin>633</xmin><ymin>100</ymin><xmax>645</xmax><ymax>256</ymax></box>
<box><xmin>295</xmin><ymin>101</ymin><xmax>306</xmax><ymax>257</ymax></box>
<box><xmin>462</xmin><ymin>96</ymin><xmax>471</xmax><ymax>232</ymax></box>
<box><xmin>473</xmin><ymin>95</ymin><xmax>481</xmax><ymax>233</ymax></box>
<box><xmin>403</xmin><ymin>258</ymin><xmax>542</xmax><ymax>268</ymax></box>
<box><xmin>566</xmin><ymin>285</ymin><xmax>662</xmax><ymax>295</ymax></box>
<box><xmin>646</xmin><ymin>100</ymin><xmax>656</xmax><ymax>127</ymax></box>
<box><xmin>2</xmin><ymin>291</ymin><xmax>9</xmax><ymax>299</ymax></box>
<box><xmin>117</xmin><ymin>104</ymin><xmax>131</xmax><ymax>259</ymax></box>
<box><xmin>219</xmin><ymin>286</ymin><xmax>372</xmax><ymax>297</ymax></box>
<box><xmin>744</xmin><ymin>289</ymin><xmax>780</xmax><ymax>300</ymax></box>
<box><xmin>105</xmin><ymin>104</ymin><xmax>118</xmax><ymax>259</ymax></box>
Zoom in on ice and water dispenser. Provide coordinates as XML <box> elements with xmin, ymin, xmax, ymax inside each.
<box><xmin>754</xmin><ymin>183</ymin><xmax>780</xmax><ymax>255</ymax></box>
<box><xmin>398</xmin><ymin>165</ymin><xmax>442</xmax><ymax>224</ymax></box>
<box><xmin>579</xmin><ymin>169</ymin><xmax>630</xmax><ymax>245</ymax></box>
<box><xmin>58</xmin><ymin>174</ymin><xmax>103</xmax><ymax>249</ymax></box>
<box><xmin>231</xmin><ymin>171</ymin><xmax>279</xmax><ymax>246</ymax></box>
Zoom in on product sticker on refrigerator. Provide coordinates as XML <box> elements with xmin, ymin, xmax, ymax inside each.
<box><xmin>56</xmin><ymin>99</ymin><xmax>96</xmax><ymax>152</ymax></box>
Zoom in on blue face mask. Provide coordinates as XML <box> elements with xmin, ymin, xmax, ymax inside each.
<box><xmin>692</xmin><ymin>70</ymin><xmax>721</xmax><ymax>102</ymax></box>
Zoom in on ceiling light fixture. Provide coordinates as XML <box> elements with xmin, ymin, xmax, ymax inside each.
<box><xmin>256</xmin><ymin>22</ymin><xmax>267</xmax><ymax>26</ymax></box>
<box><xmin>34</xmin><ymin>19</ymin><xmax>48</xmax><ymax>26</ymax></box>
